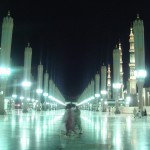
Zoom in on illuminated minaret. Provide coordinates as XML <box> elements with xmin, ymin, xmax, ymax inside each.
<box><xmin>107</xmin><ymin>64</ymin><xmax>111</xmax><ymax>99</ymax></box>
<box><xmin>119</xmin><ymin>42</ymin><xmax>124</xmax><ymax>98</ymax></box>
<box><xmin>128</xmin><ymin>27</ymin><xmax>136</xmax><ymax>94</ymax></box>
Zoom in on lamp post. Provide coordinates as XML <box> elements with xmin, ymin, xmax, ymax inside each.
<box><xmin>113</xmin><ymin>45</ymin><xmax>121</xmax><ymax>114</ymax></box>
<box><xmin>133</xmin><ymin>14</ymin><xmax>146</xmax><ymax>112</ymax></box>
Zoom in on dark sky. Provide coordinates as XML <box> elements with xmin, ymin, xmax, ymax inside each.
<box><xmin>0</xmin><ymin>0</ymin><xmax>150</xmax><ymax>100</ymax></box>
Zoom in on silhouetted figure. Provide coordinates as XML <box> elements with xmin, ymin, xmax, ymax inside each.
<box><xmin>133</xmin><ymin>108</ymin><xmax>137</xmax><ymax>118</ymax></box>
<box><xmin>144</xmin><ymin>108</ymin><xmax>147</xmax><ymax>116</ymax></box>
<box><xmin>74</xmin><ymin>106</ymin><xmax>83</xmax><ymax>134</ymax></box>
<box><xmin>63</xmin><ymin>104</ymin><xmax>76</xmax><ymax>136</ymax></box>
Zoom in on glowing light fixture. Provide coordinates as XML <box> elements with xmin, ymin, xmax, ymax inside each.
<box><xmin>95</xmin><ymin>93</ymin><xmax>100</xmax><ymax>97</ymax></box>
<box><xmin>113</xmin><ymin>83</ymin><xmax>121</xmax><ymax>89</ymax></box>
<box><xmin>135</xmin><ymin>70</ymin><xmax>147</xmax><ymax>78</ymax></box>
<box><xmin>77</xmin><ymin>96</ymin><xmax>95</xmax><ymax>106</ymax></box>
<box><xmin>36</xmin><ymin>88</ymin><xmax>43</xmax><ymax>94</ymax></box>
<box><xmin>101</xmin><ymin>90</ymin><xmax>107</xmax><ymax>95</ymax></box>
<box><xmin>12</xmin><ymin>94</ymin><xmax>17</xmax><ymax>98</ymax></box>
<box><xmin>0</xmin><ymin>67</ymin><xmax>10</xmax><ymax>75</ymax></box>
<box><xmin>48</xmin><ymin>95</ymin><xmax>66</xmax><ymax>106</ymax></box>
<box><xmin>22</xmin><ymin>81</ymin><xmax>31</xmax><ymax>87</ymax></box>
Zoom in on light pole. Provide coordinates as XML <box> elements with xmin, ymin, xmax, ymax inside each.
<box><xmin>133</xmin><ymin>14</ymin><xmax>146</xmax><ymax>113</ymax></box>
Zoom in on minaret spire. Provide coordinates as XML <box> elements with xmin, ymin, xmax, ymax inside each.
<box><xmin>107</xmin><ymin>64</ymin><xmax>111</xmax><ymax>99</ymax></box>
<box><xmin>8</xmin><ymin>11</ymin><xmax>10</xmax><ymax>16</ymax></box>
<box><xmin>129</xmin><ymin>25</ymin><xmax>136</xmax><ymax>94</ymax></box>
<box><xmin>137</xmin><ymin>14</ymin><xmax>139</xmax><ymax>19</ymax></box>
<box><xmin>119</xmin><ymin>41</ymin><xmax>124</xmax><ymax>98</ymax></box>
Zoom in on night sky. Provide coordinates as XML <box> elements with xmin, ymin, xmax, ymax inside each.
<box><xmin>0</xmin><ymin>0</ymin><xmax>150</xmax><ymax>100</ymax></box>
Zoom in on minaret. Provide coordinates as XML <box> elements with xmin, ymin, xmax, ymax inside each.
<box><xmin>119</xmin><ymin>42</ymin><xmax>124</xmax><ymax>98</ymax></box>
<box><xmin>107</xmin><ymin>64</ymin><xmax>111</xmax><ymax>99</ymax></box>
<box><xmin>129</xmin><ymin>27</ymin><xmax>136</xmax><ymax>94</ymax></box>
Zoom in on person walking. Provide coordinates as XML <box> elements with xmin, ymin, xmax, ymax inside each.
<box><xmin>63</xmin><ymin>104</ymin><xmax>76</xmax><ymax>136</ymax></box>
<box><xmin>133</xmin><ymin>107</ymin><xmax>137</xmax><ymax>118</ymax></box>
<box><xmin>74</xmin><ymin>106</ymin><xmax>83</xmax><ymax>134</ymax></box>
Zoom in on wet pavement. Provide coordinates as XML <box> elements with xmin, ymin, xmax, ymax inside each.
<box><xmin>0</xmin><ymin>109</ymin><xmax>150</xmax><ymax>150</ymax></box>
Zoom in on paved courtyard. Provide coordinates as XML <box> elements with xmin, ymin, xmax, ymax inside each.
<box><xmin>0</xmin><ymin>109</ymin><xmax>150</xmax><ymax>150</ymax></box>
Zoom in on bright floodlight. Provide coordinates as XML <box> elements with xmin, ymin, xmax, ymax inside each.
<box><xmin>113</xmin><ymin>83</ymin><xmax>121</xmax><ymax>89</ymax></box>
<box><xmin>95</xmin><ymin>93</ymin><xmax>100</xmax><ymax>97</ymax></box>
<box><xmin>12</xmin><ymin>94</ymin><xmax>17</xmax><ymax>98</ymax></box>
<box><xmin>36</xmin><ymin>88</ymin><xmax>43</xmax><ymax>94</ymax></box>
<box><xmin>126</xmin><ymin>96</ymin><xmax>131</xmax><ymax>103</ymax></box>
<box><xmin>0</xmin><ymin>67</ymin><xmax>10</xmax><ymax>75</ymax></box>
<box><xmin>48</xmin><ymin>95</ymin><xmax>66</xmax><ymax>106</ymax></box>
<box><xmin>77</xmin><ymin>96</ymin><xmax>95</xmax><ymax>106</ymax></box>
<box><xmin>101</xmin><ymin>90</ymin><xmax>107</xmax><ymax>95</ymax></box>
<box><xmin>22</xmin><ymin>81</ymin><xmax>31</xmax><ymax>87</ymax></box>
<box><xmin>20</xmin><ymin>96</ymin><xmax>24</xmax><ymax>100</ymax></box>
<box><xmin>135</xmin><ymin>70</ymin><xmax>147</xmax><ymax>78</ymax></box>
<box><xmin>43</xmin><ymin>92</ymin><xmax>48</xmax><ymax>97</ymax></box>
<box><xmin>104</xmin><ymin>101</ymin><xmax>108</xmax><ymax>105</ymax></box>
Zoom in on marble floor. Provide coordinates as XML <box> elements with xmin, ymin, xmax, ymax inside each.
<box><xmin>0</xmin><ymin>109</ymin><xmax>150</xmax><ymax>150</ymax></box>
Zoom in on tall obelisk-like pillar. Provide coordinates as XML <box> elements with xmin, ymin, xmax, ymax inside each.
<box><xmin>113</xmin><ymin>45</ymin><xmax>121</xmax><ymax>114</ymax></box>
<box><xmin>119</xmin><ymin>42</ymin><xmax>124</xmax><ymax>99</ymax></box>
<box><xmin>36</xmin><ymin>62</ymin><xmax>43</xmax><ymax>111</ymax></box>
<box><xmin>101</xmin><ymin>64</ymin><xmax>107</xmax><ymax>112</ymax></box>
<box><xmin>133</xmin><ymin>14</ymin><xmax>146</xmax><ymax>112</ymax></box>
<box><xmin>0</xmin><ymin>11</ymin><xmax>13</xmax><ymax>115</ymax></box>
<box><xmin>107</xmin><ymin>64</ymin><xmax>111</xmax><ymax>99</ymax></box>
<box><xmin>43</xmin><ymin>70</ymin><xmax>49</xmax><ymax>110</ymax></box>
<box><xmin>22</xmin><ymin>43</ymin><xmax>32</xmax><ymax>113</ymax></box>
<box><xmin>129</xmin><ymin>27</ymin><xmax>136</xmax><ymax>94</ymax></box>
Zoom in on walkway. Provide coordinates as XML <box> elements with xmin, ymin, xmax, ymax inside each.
<box><xmin>0</xmin><ymin>110</ymin><xmax>150</xmax><ymax>150</ymax></box>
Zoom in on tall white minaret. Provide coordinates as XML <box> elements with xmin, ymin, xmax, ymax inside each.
<box><xmin>107</xmin><ymin>64</ymin><xmax>111</xmax><ymax>99</ymax></box>
<box><xmin>119</xmin><ymin>42</ymin><xmax>124</xmax><ymax>98</ymax></box>
<box><xmin>129</xmin><ymin>27</ymin><xmax>136</xmax><ymax>94</ymax></box>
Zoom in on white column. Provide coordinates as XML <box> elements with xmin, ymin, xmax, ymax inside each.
<box><xmin>22</xmin><ymin>43</ymin><xmax>32</xmax><ymax>113</ymax></box>
<box><xmin>36</xmin><ymin>62</ymin><xmax>43</xmax><ymax>111</ymax></box>
<box><xmin>113</xmin><ymin>46</ymin><xmax>121</xmax><ymax>114</ymax></box>
<box><xmin>133</xmin><ymin>14</ymin><xmax>146</xmax><ymax>112</ymax></box>
<box><xmin>0</xmin><ymin>12</ymin><xmax>13</xmax><ymax>115</ymax></box>
<box><xmin>101</xmin><ymin>65</ymin><xmax>107</xmax><ymax>111</ymax></box>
